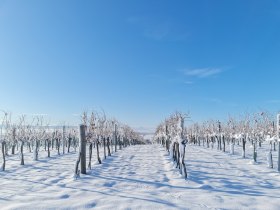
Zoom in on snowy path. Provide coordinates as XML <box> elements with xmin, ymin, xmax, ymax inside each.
<box><xmin>1</xmin><ymin>145</ymin><xmax>188</xmax><ymax>210</ymax></box>
<box><xmin>1</xmin><ymin>144</ymin><xmax>280</xmax><ymax>209</ymax></box>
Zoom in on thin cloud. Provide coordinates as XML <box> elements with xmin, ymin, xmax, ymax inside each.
<box><xmin>184</xmin><ymin>68</ymin><xmax>223</xmax><ymax>78</ymax></box>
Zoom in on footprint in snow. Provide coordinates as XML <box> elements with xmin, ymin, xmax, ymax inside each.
<box><xmin>84</xmin><ymin>202</ymin><xmax>96</xmax><ymax>208</ymax></box>
<box><xmin>48</xmin><ymin>178</ymin><xmax>61</xmax><ymax>184</ymax></box>
<box><xmin>60</xmin><ymin>194</ymin><xmax>70</xmax><ymax>199</ymax></box>
<box><xmin>103</xmin><ymin>181</ymin><xmax>116</xmax><ymax>187</ymax></box>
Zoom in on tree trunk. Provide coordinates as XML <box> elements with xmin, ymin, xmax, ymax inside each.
<box><xmin>223</xmin><ymin>135</ymin><xmax>225</xmax><ymax>152</ymax></box>
<box><xmin>44</xmin><ymin>139</ymin><xmax>47</xmax><ymax>151</ymax></box>
<box><xmin>119</xmin><ymin>136</ymin><xmax>122</xmax><ymax>150</ymax></box>
<box><xmin>33</xmin><ymin>140</ymin><xmax>39</xmax><ymax>161</ymax></box>
<box><xmin>267</xmin><ymin>143</ymin><xmax>273</xmax><ymax>168</ymax></box>
<box><xmin>74</xmin><ymin>152</ymin><xmax>81</xmax><ymax>178</ymax></box>
<box><xmin>111</xmin><ymin>137</ymin><xmax>113</xmax><ymax>154</ymax></box>
<box><xmin>47</xmin><ymin>139</ymin><xmax>51</xmax><ymax>158</ymax></box>
<box><xmin>176</xmin><ymin>143</ymin><xmax>180</xmax><ymax>169</ymax></box>
<box><xmin>179</xmin><ymin>141</ymin><xmax>187</xmax><ymax>179</ymax></box>
<box><xmin>52</xmin><ymin>138</ymin><xmax>54</xmax><ymax>150</ymax></box>
<box><xmin>88</xmin><ymin>142</ymin><xmax>93</xmax><ymax>170</ymax></box>
<box><xmin>166</xmin><ymin>138</ymin><xmax>170</xmax><ymax>154</ymax></box>
<box><xmin>68</xmin><ymin>137</ymin><xmax>71</xmax><ymax>153</ymax></box>
<box><xmin>1</xmin><ymin>141</ymin><xmax>6</xmax><ymax>171</ymax></box>
<box><xmin>173</xmin><ymin>143</ymin><xmax>176</xmax><ymax>161</ymax></box>
<box><xmin>103</xmin><ymin>137</ymin><xmax>106</xmax><ymax>159</ymax></box>
<box><xmin>96</xmin><ymin>139</ymin><xmax>101</xmax><ymax>164</ymax></box>
<box><xmin>56</xmin><ymin>138</ymin><xmax>60</xmax><ymax>155</ymax></box>
<box><xmin>20</xmin><ymin>140</ymin><xmax>24</xmax><ymax>165</ymax></box>
<box><xmin>107</xmin><ymin>137</ymin><xmax>111</xmax><ymax>156</ymax></box>
<box><xmin>11</xmin><ymin>144</ymin><xmax>16</xmax><ymax>155</ymax></box>
<box><xmin>74</xmin><ymin>137</ymin><xmax>77</xmax><ymax>152</ymax></box>
<box><xmin>253</xmin><ymin>142</ymin><xmax>257</xmax><ymax>163</ymax></box>
<box><xmin>219</xmin><ymin>136</ymin><xmax>222</xmax><ymax>151</ymax></box>
<box><xmin>242</xmin><ymin>137</ymin><xmax>246</xmax><ymax>158</ymax></box>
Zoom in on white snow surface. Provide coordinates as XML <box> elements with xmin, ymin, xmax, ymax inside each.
<box><xmin>1</xmin><ymin>144</ymin><xmax>280</xmax><ymax>210</ymax></box>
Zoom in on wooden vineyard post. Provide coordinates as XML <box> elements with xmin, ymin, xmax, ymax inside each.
<box><xmin>165</xmin><ymin>125</ymin><xmax>170</xmax><ymax>154</ymax></box>
<box><xmin>80</xmin><ymin>124</ymin><xmax>87</xmax><ymax>175</ymax></box>
<box><xmin>180</xmin><ymin>116</ymin><xmax>187</xmax><ymax>179</ymax></box>
<box><xmin>277</xmin><ymin>114</ymin><xmax>280</xmax><ymax>172</ymax></box>
<box><xmin>111</xmin><ymin>122</ymin><xmax>114</xmax><ymax>153</ymax></box>
<box><xmin>1</xmin><ymin>141</ymin><xmax>6</xmax><ymax>171</ymax></box>
<box><xmin>114</xmin><ymin>124</ymin><xmax>117</xmax><ymax>152</ymax></box>
<box><xmin>62</xmin><ymin>126</ymin><xmax>66</xmax><ymax>154</ymax></box>
<box><xmin>12</xmin><ymin>128</ymin><xmax>16</xmax><ymax>155</ymax></box>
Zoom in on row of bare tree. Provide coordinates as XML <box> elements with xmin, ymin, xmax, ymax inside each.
<box><xmin>0</xmin><ymin>112</ymin><xmax>80</xmax><ymax>171</ymax></box>
<box><xmin>0</xmin><ymin>111</ymin><xmax>145</xmax><ymax>173</ymax></box>
<box><xmin>74</xmin><ymin>111</ymin><xmax>145</xmax><ymax>177</ymax></box>
<box><xmin>154</xmin><ymin>112</ymin><xmax>189</xmax><ymax>179</ymax></box>
<box><xmin>187</xmin><ymin>112</ymin><xmax>280</xmax><ymax>169</ymax></box>
<box><xmin>155</xmin><ymin>111</ymin><xmax>280</xmax><ymax>175</ymax></box>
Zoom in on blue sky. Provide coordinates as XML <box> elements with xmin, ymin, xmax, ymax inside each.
<box><xmin>0</xmin><ymin>0</ymin><xmax>280</xmax><ymax>129</ymax></box>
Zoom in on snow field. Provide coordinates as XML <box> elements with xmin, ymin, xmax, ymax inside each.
<box><xmin>0</xmin><ymin>143</ymin><xmax>280</xmax><ymax>210</ymax></box>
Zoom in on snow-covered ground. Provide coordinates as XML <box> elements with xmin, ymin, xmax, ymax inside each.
<box><xmin>1</xmin><ymin>143</ymin><xmax>280</xmax><ymax>210</ymax></box>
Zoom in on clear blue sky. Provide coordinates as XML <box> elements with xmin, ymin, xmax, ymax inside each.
<box><xmin>0</xmin><ymin>0</ymin><xmax>280</xmax><ymax>129</ymax></box>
